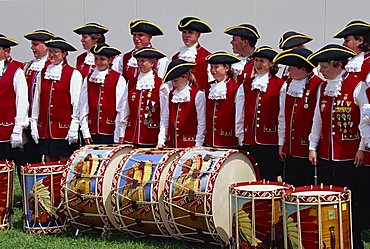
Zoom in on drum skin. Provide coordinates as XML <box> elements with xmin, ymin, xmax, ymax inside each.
<box><xmin>0</xmin><ymin>161</ymin><xmax>14</xmax><ymax>231</ymax></box>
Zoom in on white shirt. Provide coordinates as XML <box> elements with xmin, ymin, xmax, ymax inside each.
<box><xmin>25</xmin><ymin>55</ymin><xmax>48</xmax><ymax>73</ymax></box>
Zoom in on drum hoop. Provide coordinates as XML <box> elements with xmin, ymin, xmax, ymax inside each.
<box><xmin>21</xmin><ymin>162</ymin><xmax>65</xmax><ymax>174</ymax></box>
<box><xmin>230</xmin><ymin>181</ymin><xmax>291</xmax><ymax>198</ymax></box>
<box><xmin>283</xmin><ymin>185</ymin><xmax>350</xmax><ymax>203</ymax></box>
<box><xmin>0</xmin><ymin>161</ymin><xmax>15</xmax><ymax>171</ymax></box>
<box><xmin>23</xmin><ymin>225</ymin><xmax>68</xmax><ymax>234</ymax></box>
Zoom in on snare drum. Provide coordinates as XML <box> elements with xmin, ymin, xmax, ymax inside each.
<box><xmin>0</xmin><ymin>161</ymin><xmax>14</xmax><ymax>230</ymax></box>
<box><xmin>230</xmin><ymin>181</ymin><xmax>290</xmax><ymax>248</ymax></box>
<box><xmin>163</xmin><ymin>147</ymin><xmax>259</xmax><ymax>245</ymax></box>
<box><xmin>22</xmin><ymin>162</ymin><xmax>67</xmax><ymax>234</ymax></box>
<box><xmin>283</xmin><ymin>186</ymin><xmax>352</xmax><ymax>249</ymax></box>
<box><xmin>61</xmin><ymin>144</ymin><xmax>134</xmax><ymax>230</ymax></box>
<box><xmin>111</xmin><ymin>148</ymin><xmax>184</xmax><ymax>237</ymax></box>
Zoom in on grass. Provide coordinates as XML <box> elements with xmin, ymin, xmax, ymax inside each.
<box><xmin>0</xmin><ymin>171</ymin><xmax>369</xmax><ymax>249</ymax></box>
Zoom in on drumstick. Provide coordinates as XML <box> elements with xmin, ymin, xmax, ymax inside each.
<box><xmin>314</xmin><ymin>164</ymin><xmax>318</xmax><ymax>186</ymax></box>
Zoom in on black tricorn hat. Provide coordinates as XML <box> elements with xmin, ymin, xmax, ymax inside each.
<box><xmin>45</xmin><ymin>37</ymin><xmax>77</xmax><ymax>52</ymax></box>
<box><xmin>132</xmin><ymin>47</ymin><xmax>166</xmax><ymax>59</ymax></box>
<box><xmin>224</xmin><ymin>24</ymin><xmax>260</xmax><ymax>40</ymax></box>
<box><xmin>333</xmin><ymin>20</ymin><xmax>370</xmax><ymax>38</ymax></box>
<box><xmin>278</xmin><ymin>31</ymin><xmax>313</xmax><ymax>49</ymax></box>
<box><xmin>273</xmin><ymin>48</ymin><xmax>317</xmax><ymax>71</ymax></box>
<box><xmin>308</xmin><ymin>44</ymin><xmax>356</xmax><ymax>63</ymax></box>
<box><xmin>206</xmin><ymin>51</ymin><xmax>241</xmax><ymax>64</ymax></box>
<box><xmin>24</xmin><ymin>29</ymin><xmax>55</xmax><ymax>41</ymax></box>
<box><xmin>0</xmin><ymin>34</ymin><xmax>18</xmax><ymax>47</ymax></box>
<box><xmin>90</xmin><ymin>43</ymin><xmax>121</xmax><ymax>57</ymax></box>
<box><xmin>178</xmin><ymin>17</ymin><xmax>212</xmax><ymax>33</ymax></box>
<box><xmin>129</xmin><ymin>20</ymin><xmax>164</xmax><ymax>36</ymax></box>
<box><xmin>163</xmin><ymin>59</ymin><xmax>195</xmax><ymax>82</ymax></box>
<box><xmin>253</xmin><ymin>46</ymin><xmax>278</xmax><ymax>61</ymax></box>
<box><xmin>73</xmin><ymin>22</ymin><xmax>109</xmax><ymax>35</ymax></box>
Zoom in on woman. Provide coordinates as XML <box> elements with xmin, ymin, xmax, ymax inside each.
<box><xmin>235</xmin><ymin>46</ymin><xmax>285</xmax><ymax>181</ymax></box>
<box><xmin>30</xmin><ymin>36</ymin><xmax>82</xmax><ymax>162</ymax></box>
<box><xmin>158</xmin><ymin>59</ymin><xmax>206</xmax><ymax>148</ymax></box>
<box><xmin>79</xmin><ymin>43</ymin><xmax>126</xmax><ymax>145</ymax></box>
<box><xmin>205</xmin><ymin>51</ymin><xmax>240</xmax><ymax>148</ymax></box>
<box><xmin>118</xmin><ymin>47</ymin><xmax>169</xmax><ymax>147</ymax></box>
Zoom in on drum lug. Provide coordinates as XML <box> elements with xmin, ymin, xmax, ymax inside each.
<box><xmin>190</xmin><ymin>212</ymin><xmax>198</xmax><ymax>221</ymax></box>
<box><xmin>135</xmin><ymin>218</ymin><xmax>143</xmax><ymax>227</ymax></box>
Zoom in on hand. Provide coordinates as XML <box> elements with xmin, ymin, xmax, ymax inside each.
<box><xmin>309</xmin><ymin>150</ymin><xmax>317</xmax><ymax>166</ymax></box>
<box><xmin>65</xmin><ymin>130</ymin><xmax>78</xmax><ymax>145</ymax></box>
<box><xmin>118</xmin><ymin>137</ymin><xmax>125</xmax><ymax>144</ymax></box>
<box><xmin>278</xmin><ymin>145</ymin><xmax>286</xmax><ymax>161</ymax></box>
<box><xmin>84</xmin><ymin>137</ymin><xmax>92</xmax><ymax>145</ymax></box>
<box><xmin>30</xmin><ymin>120</ymin><xmax>39</xmax><ymax>144</ymax></box>
<box><xmin>156</xmin><ymin>144</ymin><xmax>165</xmax><ymax>149</ymax></box>
<box><xmin>10</xmin><ymin>132</ymin><xmax>23</xmax><ymax>149</ymax></box>
<box><xmin>354</xmin><ymin>150</ymin><xmax>364</xmax><ymax>167</ymax></box>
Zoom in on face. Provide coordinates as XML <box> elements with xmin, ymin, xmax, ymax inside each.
<box><xmin>288</xmin><ymin>66</ymin><xmax>308</xmax><ymax>80</ymax></box>
<box><xmin>30</xmin><ymin>40</ymin><xmax>48</xmax><ymax>59</ymax></box>
<box><xmin>343</xmin><ymin>35</ymin><xmax>363</xmax><ymax>54</ymax></box>
<box><xmin>172</xmin><ymin>73</ymin><xmax>189</xmax><ymax>90</ymax></box>
<box><xmin>132</xmin><ymin>32</ymin><xmax>152</xmax><ymax>49</ymax></box>
<box><xmin>230</xmin><ymin>35</ymin><xmax>246</xmax><ymax>54</ymax></box>
<box><xmin>48</xmin><ymin>48</ymin><xmax>66</xmax><ymax>65</ymax></box>
<box><xmin>94</xmin><ymin>54</ymin><xmax>112</xmax><ymax>71</ymax></box>
<box><xmin>210</xmin><ymin>64</ymin><xmax>229</xmax><ymax>82</ymax></box>
<box><xmin>0</xmin><ymin>47</ymin><xmax>5</xmax><ymax>61</ymax></box>
<box><xmin>80</xmin><ymin>34</ymin><xmax>97</xmax><ymax>50</ymax></box>
<box><xmin>136</xmin><ymin>57</ymin><xmax>154</xmax><ymax>73</ymax></box>
<box><xmin>319</xmin><ymin>62</ymin><xmax>342</xmax><ymax>80</ymax></box>
<box><xmin>254</xmin><ymin>57</ymin><xmax>272</xmax><ymax>75</ymax></box>
<box><xmin>182</xmin><ymin>29</ymin><xmax>200</xmax><ymax>47</ymax></box>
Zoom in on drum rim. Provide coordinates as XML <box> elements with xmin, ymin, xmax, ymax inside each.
<box><xmin>22</xmin><ymin>161</ymin><xmax>66</xmax><ymax>174</ymax></box>
<box><xmin>283</xmin><ymin>185</ymin><xmax>350</xmax><ymax>203</ymax></box>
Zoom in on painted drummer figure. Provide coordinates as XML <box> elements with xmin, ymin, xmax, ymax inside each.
<box><xmin>117</xmin><ymin>48</ymin><xmax>170</xmax><ymax>147</ymax></box>
<box><xmin>73</xmin><ymin>22</ymin><xmax>109</xmax><ymax>79</ymax></box>
<box><xmin>172</xmin><ymin>16</ymin><xmax>213</xmax><ymax>90</ymax></box>
<box><xmin>158</xmin><ymin>59</ymin><xmax>206</xmax><ymax>148</ymax></box>
<box><xmin>79</xmin><ymin>43</ymin><xmax>126</xmax><ymax>145</ymax></box>
<box><xmin>205</xmin><ymin>52</ymin><xmax>240</xmax><ymax>148</ymax></box>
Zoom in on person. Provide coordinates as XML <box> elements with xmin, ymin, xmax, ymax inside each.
<box><xmin>235</xmin><ymin>46</ymin><xmax>285</xmax><ymax>181</ymax></box>
<box><xmin>30</xmin><ymin>36</ymin><xmax>82</xmax><ymax>162</ymax></box>
<box><xmin>307</xmin><ymin>44</ymin><xmax>365</xmax><ymax>249</ymax></box>
<box><xmin>79</xmin><ymin>43</ymin><xmax>126</xmax><ymax>145</ymax></box>
<box><xmin>0</xmin><ymin>35</ymin><xmax>28</xmax><ymax>161</ymax></box>
<box><xmin>117</xmin><ymin>47</ymin><xmax>169</xmax><ymax>147</ymax></box>
<box><xmin>274</xmin><ymin>48</ymin><xmax>323</xmax><ymax>186</ymax></box>
<box><xmin>224</xmin><ymin>23</ymin><xmax>260</xmax><ymax>85</ymax></box>
<box><xmin>158</xmin><ymin>59</ymin><xmax>206</xmax><ymax>148</ymax></box>
<box><xmin>73</xmin><ymin>22</ymin><xmax>109</xmax><ymax>78</ymax></box>
<box><xmin>172</xmin><ymin>16</ymin><xmax>212</xmax><ymax>90</ymax></box>
<box><xmin>205</xmin><ymin>51</ymin><xmax>240</xmax><ymax>148</ymax></box>
<box><xmin>112</xmin><ymin>19</ymin><xmax>169</xmax><ymax>82</ymax></box>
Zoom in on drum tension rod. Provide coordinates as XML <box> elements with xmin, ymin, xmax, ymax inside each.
<box><xmin>190</xmin><ymin>212</ymin><xmax>198</xmax><ymax>221</ymax></box>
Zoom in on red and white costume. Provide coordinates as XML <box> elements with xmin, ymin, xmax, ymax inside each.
<box><xmin>76</xmin><ymin>51</ymin><xmax>95</xmax><ymax>79</ymax></box>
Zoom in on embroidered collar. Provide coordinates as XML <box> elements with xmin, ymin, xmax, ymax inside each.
<box><xmin>178</xmin><ymin>42</ymin><xmax>198</xmax><ymax>62</ymax></box>
<box><xmin>251</xmin><ymin>72</ymin><xmax>269</xmax><ymax>92</ymax></box>
<box><xmin>209</xmin><ymin>78</ymin><xmax>228</xmax><ymax>100</ymax></box>
<box><xmin>28</xmin><ymin>55</ymin><xmax>48</xmax><ymax>72</ymax></box>
<box><xmin>324</xmin><ymin>70</ymin><xmax>346</xmax><ymax>97</ymax></box>
<box><xmin>345</xmin><ymin>52</ymin><xmax>364</xmax><ymax>73</ymax></box>
<box><xmin>136</xmin><ymin>70</ymin><xmax>155</xmax><ymax>90</ymax></box>
<box><xmin>83</xmin><ymin>51</ymin><xmax>95</xmax><ymax>66</ymax></box>
<box><xmin>172</xmin><ymin>84</ymin><xmax>191</xmax><ymax>103</ymax></box>
<box><xmin>232</xmin><ymin>55</ymin><xmax>251</xmax><ymax>76</ymax></box>
<box><xmin>89</xmin><ymin>68</ymin><xmax>108</xmax><ymax>83</ymax></box>
<box><xmin>44</xmin><ymin>63</ymin><xmax>63</xmax><ymax>81</ymax></box>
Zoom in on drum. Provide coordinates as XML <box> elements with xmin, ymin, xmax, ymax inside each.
<box><xmin>22</xmin><ymin>161</ymin><xmax>67</xmax><ymax>234</ymax></box>
<box><xmin>283</xmin><ymin>185</ymin><xmax>352</xmax><ymax>249</ymax></box>
<box><xmin>61</xmin><ymin>144</ymin><xmax>134</xmax><ymax>230</ymax></box>
<box><xmin>0</xmin><ymin>160</ymin><xmax>14</xmax><ymax>230</ymax></box>
<box><xmin>111</xmin><ymin>148</ymin><xmax>184</xmax><ymax>237</ymax></box>
<box><xmin>230</xmin><ymin>181</ymin><xmax>291</xmax><ymax>248</ymax></box>
<box><xmin>163</xmin><ymin>147</ymin><xmax>259</xmax><ymax>245</ymax></box>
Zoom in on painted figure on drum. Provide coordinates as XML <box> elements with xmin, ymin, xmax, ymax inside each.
<box><xmin>173</xmin><ymin>155</ymin><xmax>203</xmax><ymax>197</ymax></box>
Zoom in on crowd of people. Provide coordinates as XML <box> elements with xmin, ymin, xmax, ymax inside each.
<box><xmin>0</xmin><ymin>17</ymin><xmax>369</xmax><ymax>248</ymax></box>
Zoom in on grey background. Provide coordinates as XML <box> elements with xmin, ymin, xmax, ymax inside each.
<box><xmin>1</xmin><ymin>0</ymin><xmax>369</xmax><ymax>66</ymax></box>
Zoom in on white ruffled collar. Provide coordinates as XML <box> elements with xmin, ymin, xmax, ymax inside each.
<box><xmin>232</xmin><ymin>55</ymin><xmax>251</xmax><ymax>75</ymax></box>
<box><xmin>89</xmin><ymin>69</ymin><xmax>108</xmax><ymax>83</ymax></box>
<box><xmin>251</xmin><ymin>72</ymin><xmax>269</xmax><ymax>92</ymax></box>
<box><xmin>172</xmin><ymin>84</ymin><xmax>191</xmax><ymax>103</ymax></box>
<box><xmin>0</xmin><ymin>59</ymin><xmax>5</xmax><ymax>77</ymax></box>
<box><xmin>44</xmin><ymin>63</ymin><xmax>63</xmax><ymax>81</ymax></box>
<box><xmin>324</xmin><ymin>70</ymin><xmax>345</xmax><ymax>97</ymax></box>
<box><xmin>345</xmin><ymin>52</ymin><xmax>364</xmax><ymax>73</ymax></box>
<box><xmin>287</xmin><ymin>77</ymin><xmax>307</xmax><ymax>98</ymax></box>
<box><xmin>28</xmin><ymin>55</ymin><xmax>48</xmax><ymax>72</ymax></box>
<box><xmin>83</xmin><ymin>51</ymin><xmax>95</xmax><ymax>66</ymax></box>
<box><xmin>136</xmin><ymin>70</ymin><xmax>155</xmax><ymax>90</ymax></box>
<box><xmin>178</xmin><ymin>43</ymin><xmax>198</xmax><ymax>62</ymax></box>
<box><xmin>209</xmin><ymin>79</ymin><xmax>227</xmax><ymax>100</ymax></box>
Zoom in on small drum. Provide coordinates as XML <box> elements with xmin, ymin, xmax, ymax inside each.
<box><xmin>61</xmin><ymin>144</ymin><xmax>134</xmax><ymax>230</ymax></box>
<box><xmin>111</xmin><ymin>148</ymin><xmax>184</xmax><ymax>237</ymax></box>
<box><xmin>230</xmin><ymin>181</ymin><xmax>291</xmax><ymax>248</ymax></box>
<box><xmin>163</xmin><ymin>147</ymin><xmax>259</xmax><ymax>245</ymax></box>
<box><xmin>283</xmin><ymin>185</ymin><xmax>352</xmax><ymax>249</ymax></box>
<box><xmin>22</xmin><ymin>162</ymin><xmax>67</xmax><ymax>234</ymax></box>
<box><xmin>0</xmin><ymin>161</ymin><xmax>14</xmax><ymax>230</ymax></box>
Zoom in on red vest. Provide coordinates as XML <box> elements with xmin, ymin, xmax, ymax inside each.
<box><xmin>356</xmin><ymin>52</ymin><xmax>370</xmax><ymax>82</ymax></box>
<box><xmin>124</xmin><ymin>74</ymin><xmax>162</xmax><ymax>145</ymax></box>
<box><xmin>282</xmin><ymin>74</ymin><xmax>323</xmax><ymax>157</ymax></box>
<box><xmin>76</xmin><ymin>52</ymin><xmax>94</xmax><ymax>79</ymax></box>
<box><xmin>167</xmin><ymin>85</ymin><xmax>200</xmax><ymax>148</ymax></box>
<box><xmin>87</xmin><ymin>70</ymin><xmax>120</xmax><ymax>135</ymax></box>
<box><xmin>318</xmin><ymin>72</ymin><xmax>361</xmax><ymax>161</ymax></box>
<box><xmin>0</xmin><ymin>60</ymin><xmax>23</xmax><ymax>141</ymax></box>
<box><xmin>243</xmin><ymin>75</ymin><xmax>285</xmax><ymax>145</ymax></box>
<box><xmin>237</xmin><ymin>57</ymin><xmax>254</xmax><ymax>85</ymax></box>
<box><xmin>172</xmin><ymin>44</ymin><xmax>211</xmax><ymax>90</ymax></box>
<box><xmin>205</xmin><ymin>79</ymin><xmax>239</xmax><ymax>147</ymax></box>
<box><xmin>38</xmin><ymin>64</ymin><xmax>75</xmax><ymax>139</ymax></box>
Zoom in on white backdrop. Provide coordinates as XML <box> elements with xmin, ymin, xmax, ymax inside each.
<box><xmin>1</xmin><ymin>0</ymin><xmax>369</xmax><ymax>65</ymax></box>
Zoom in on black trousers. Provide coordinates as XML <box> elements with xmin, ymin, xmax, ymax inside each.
<box><xmin>285</xmin><ymin>156</ymin><xmax>315</xmax><ymax>186</ymax></box>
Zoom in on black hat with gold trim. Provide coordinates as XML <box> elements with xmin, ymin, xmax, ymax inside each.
<box><xmin>133</xmin><ymin>47</ymin><xmax>166</xmax><ymax>59</ymax></box>
<box><xmin>163</xmin><ymin>59</ymin><xmax>195</xmax><ymax>82</ymax></box>
<box><xmin>45</xmin><ymin>37</ymin><xmax>77</xmax><ymax>52</ymax></box>
<box><xmin>73</xmin><ymin>22</ymin><xmax>109</xmax><ymax>35</ymax></box>
<box><xmin>253</xmin><ymin>46</ymin><xmax>278</xmax><ymax>61</ymax></box>
<box><xmin>224</xmin><ymin>24</ymin><xmax>260</xmax><ymax>40</ymax></box>
<box><xmin>178</xmin><ymin>17</ymin><xmax>212</xmax><ymax>33</ymax></box>
<box><xmin>333</xmin><ymin>20</ymin><xmax>370</xmax><ymax>38</ymax></box>
<box><xmin>0</xmin><ymin>34</ymin><xmax>18</xmax><ymax>47</ymax></box>
<box><xmin>273</xmin><ymin>48</ymin><xmax>317</xmax><ymax>71</ymax></box>
<box><xmin>278</xmin><ymin>31</ymin><xmax>313</xmax><ymax>49</ymax></box>
<box><xmin>308</xmin><ymin>44</ymin><xmax>356</xmax><ymax>63</ymax></box>
<box><xmin>206</xmin><ymin>51</ymin><xmax>241</xmax><ymax>64</ymax></box>
<box><xmin>129</xmin><ymin>20</ymin><xmax>164</xmax><ymax>36</ymax></box>
<box><xmin>90</xmin><ymin>43</ymin><xmax>121</xmax><ymax>57</ymax></box>
<box><xmin>24</xmin><ymin>29</ymin><xmax>55</xmax><ymax>41</ymax></box>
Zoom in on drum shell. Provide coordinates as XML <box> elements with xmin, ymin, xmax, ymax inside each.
<box><xmin>0</xmin><ymin>161</ymin><xmax>14</xmax><ymax>231</ymax></box>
